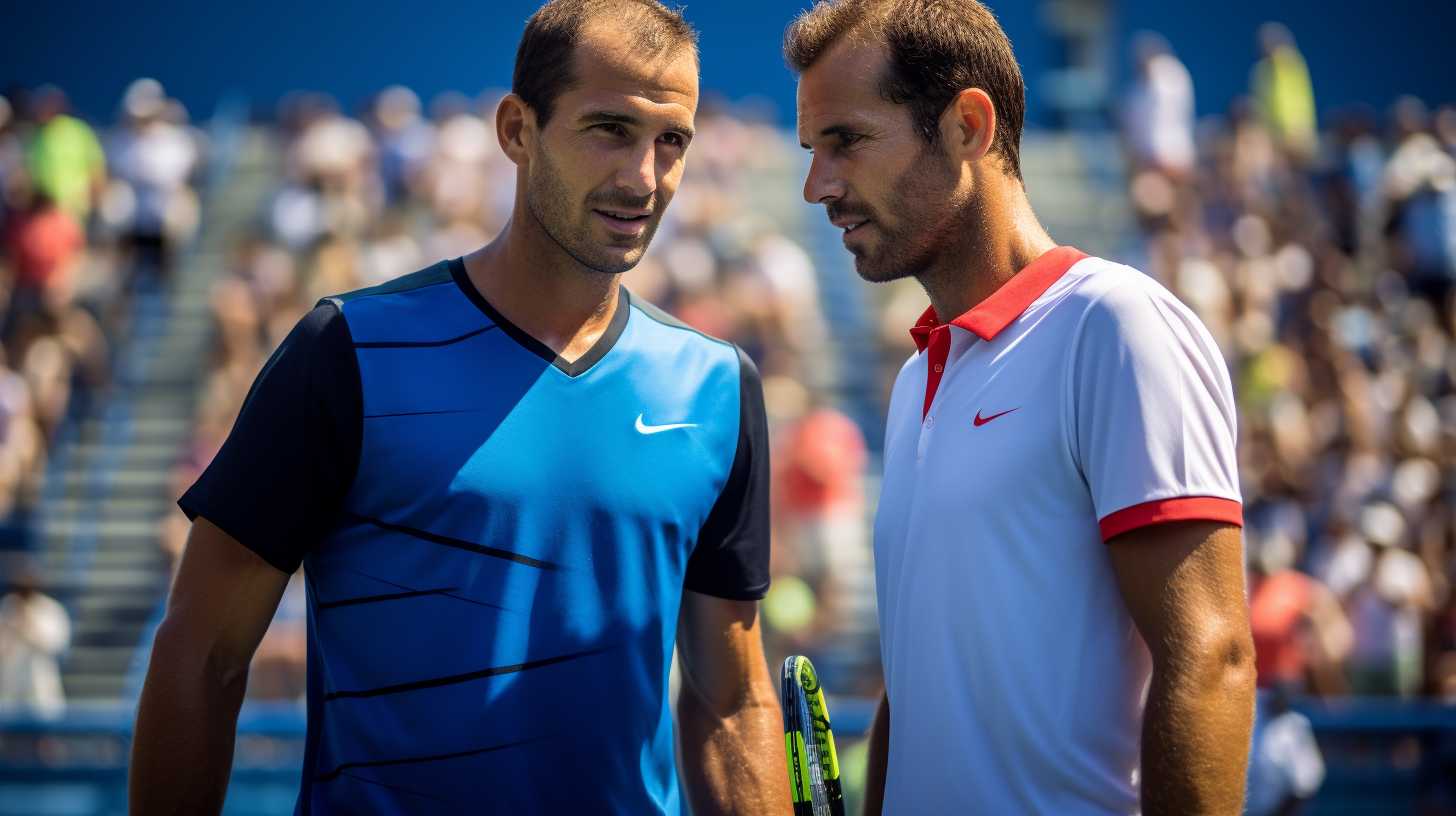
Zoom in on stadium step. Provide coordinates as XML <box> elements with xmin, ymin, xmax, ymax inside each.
<box><xmin>41</xmin><ymin>514</ymin><xmax>163</xmax><ymax>537</ymax></box>
<box><xmin>62</xmin><ymin>673</ymin><xmax>132</xmax><ymax>701</ymax></box>
<box><xmin>37</xmin><ymin>545</ymin><xmax>164</xmax><ymax>568</ymax></box>
<box><xmin>72</xmin><ymin>616</ymin><xmax>153</xmax><ymax>643</ymax></box>
<box><xmin>62</xmin><ymin>444</ymin><xmax>181</xmax><ymax>469</ymax></box>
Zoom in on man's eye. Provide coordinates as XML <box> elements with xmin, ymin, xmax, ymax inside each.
<box><xmin>596</xmin><ymin>123</ymin><xmax>628</xmax><ymax>137</ymax></box>
<box><xmin>838</xmin><ymin>133</ymin><xmax>863</xmax><ymax>148</ymax></box>
<box><xmin>661</xmin><ymin>132</ymin><xmax>686</xmax><ymax>148</ymax></box>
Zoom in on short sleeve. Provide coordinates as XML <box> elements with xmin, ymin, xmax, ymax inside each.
<box><xmin>1070</xmin><ymin>282</ymin><xmax>1243</xmax><ymax>542</ymax></box>
<box><xmin>684</xmin><ymin>346</ymin><xmax>771</xmax><ymax>600</ymax></box>
<box><xmin>178</xmin><ymin>301</ymin><xmax>363</xmax><ymax>573</ymax></box>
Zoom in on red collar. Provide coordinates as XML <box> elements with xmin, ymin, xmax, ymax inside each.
<box><xmin>910</xmin><ymin>246</ymin><xmax>1088</xmax><ymax>352</ymax></box>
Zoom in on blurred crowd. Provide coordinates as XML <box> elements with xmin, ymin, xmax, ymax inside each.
<box><xmin>151</xmin><ymin>85</ymin><xmax>872</xmax><ymax>701</ymax></box>
<box><xmin>1116</xmin><ymin>23</ymin><xmax>1456</xmax><ymax>707</ymax></box>
<box><xmin>0</xmin><ymin>81</ymin><xmax>203</xmax><ymax>545</ymax></box>
<box><xmin>0</xmin><ymin>79</ymin><xmax>204</xmax><ymax>714</ymax></box>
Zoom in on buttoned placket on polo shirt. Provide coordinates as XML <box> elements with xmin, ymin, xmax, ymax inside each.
<box><xmin>918</xmin><ymin>326</ymin><xmax>984</xmax><ymax>463</ymax></box>
<box><xmin>913</xmin><ymin>323</ymin><xmax>946</xmax><ymax>462</ymax></box>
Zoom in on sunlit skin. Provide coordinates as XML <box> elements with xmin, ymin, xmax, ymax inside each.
<box><xmin>797</xmin><ymin>37</ymin><xmax>1054</xmax><ymax>321</ymax></box>
<box><xmin>465</xmin><ymin>19</ymin><xmax>698</xmax><ymax>362</ymax></box>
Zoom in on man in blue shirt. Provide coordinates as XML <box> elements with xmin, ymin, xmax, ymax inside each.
<box><xmin>129</xmin><ymin>2</ymin><xmax>789</xmax><ymax>813</ymax></box>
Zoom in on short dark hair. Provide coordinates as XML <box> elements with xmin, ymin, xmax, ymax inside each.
<box><xmin>513</xmin><ymin>0</ymin><xmax>698</xmax><ymax>126</ymax></box>
<box><xmin>784</xmin><ymin>0</ymin><xmax>1025</xmax><ymax>180</ymax></box>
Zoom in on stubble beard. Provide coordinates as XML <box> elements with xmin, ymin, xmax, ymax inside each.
<box><xmin>851</xmin><ymin>146</ymin><xmax>976</xmax><ymax>285</ymax></box>
<box><xmin>526</xmin><ymin>148</ymin><xmax>658</xmax><ymax>276</ymax></box>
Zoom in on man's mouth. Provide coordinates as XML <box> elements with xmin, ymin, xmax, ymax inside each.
<box><xmin>594</xmin><ymin>208</ymin><xmax>652</xmax><ymax>234</ymax></box>
<box><xmin>829</xmin><ymin>213</ymin><xmax>871</xmax><ymax>235</ymax></box>
<box><xmin>595</xmin><ymin>208</ymin><xmax>651</xmax><ymax>221</ymax></box>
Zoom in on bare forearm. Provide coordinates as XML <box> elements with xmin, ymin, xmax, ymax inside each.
<box><xmin>861</xmin><ymin>692</ymin><xmax>889</xmax><ymax>816</ymax></box>
<box><xmin>129</xmin><ymin>629</ymin><xmax>249</xmax><ymax>815</ymax></box>
<box><xmin>678</xmin><ymin>685</ymin><xmax>790</xmax><ymax>815</ymax></box>
<box><xmin>1140</xmin><ymin>658</ymin><xmax>1255</xmax><ymax>815</ymax></box>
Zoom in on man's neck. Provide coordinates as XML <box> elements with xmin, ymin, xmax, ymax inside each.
<box><xmin>918</xmin><ymin>183</ymin><xmax>1056</xmax><ymax>323</ymax></box>
<box><xmin>462</xmin><ymin>209</ymin><xmax>621</xmax><ymax>364</ymax></box>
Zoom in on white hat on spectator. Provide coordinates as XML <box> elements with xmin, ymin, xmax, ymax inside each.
<box><xmin>1359</xmin><ymin>501</ymin><xmax>1406</xmax><ymax>549</ymax></box>
<box><xmin>124</xmin><ymin>78</ymin><xmax>167</xmax><ymax>121</ymax></box>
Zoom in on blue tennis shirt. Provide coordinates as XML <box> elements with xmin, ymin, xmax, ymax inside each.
<box><xmin>180</xmin><ymin>258</ymin><xmax>771</xmax><ymax>814</ymax></box>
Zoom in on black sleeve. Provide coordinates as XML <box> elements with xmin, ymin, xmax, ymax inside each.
<box><xmin>178</xmin><ymin>301</ymin><xmax>362</xmax><ymax>574</ymax></box>
<box><xmin>684</xmin><ymin>346</ymin><xmax>771</xmax><ymax>601</ymax></box>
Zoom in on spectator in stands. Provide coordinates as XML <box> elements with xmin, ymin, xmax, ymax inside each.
<box><xmin>105</xmin><ymin>78</ymin><xmax>201</xmax><ymax>279</ymax></box>
<box><xmin>1121</xmin><ymin>32</ymin><xmax>1196</xmax><ymax>181</ymax></box>
<box><xmin>1252</xmin><ymin>23</ymin><xmax>1317</xmax><ymax>164</ymax></box>
<box><xmin>1249</xmin><ymin>538</ymin><xmax>1354</xmax><ymax>696</ymax></box>
<box><xmin>1346</xmin><ymin>506</ymin><xmax>1436</xmax><ymax>697</ymax></box>
<box><xmin>23</xmin><ymin>87</ymin><xmax>105</xmax><ymax>224</ymax></box>
<box><xmin>1245</xmin><ymin>685</ymin><xmax>1326</xmax><ymax>816</ymax></box>
<box><xmin>269</xmin><ymin>93</ymin><xmax>374</xmax><ymax>252</ymax></box>
<box><xmin>1381</xmin><ymin>97</ymin><xmax>1456</xmax><ymax>308</ymax></box>
<box><xmin>0</xmin><ymin>345</ymin><xmax>46</xmax><ymax>530</ymax></box>
<box><xmin>773</xmin><ymin>400</ymin><xmax>867</xmax><ymax>589</ymax></box>
<box><xmin>1325</xmin><ymin>108</ymin><xmax>1384</xmax><ymax>254</ymax></box>
<box><xmin>0</xmin><ymin>565</ymin><xmax>70</xmax><ymax>718</ymax></box>
<box><xmin>0</xmin><ymin>95</ymin><xmax>25</xmax><ymax>227</ymax></box>
<box><xmin>3</xmin><ymin>190</ymin><xmax>83</xmax><ymax>330</ymax></box>
<box><xmin>368</xmin><ymin>85</ymin><xmax>434</xmax><ymax>209</ymax></box>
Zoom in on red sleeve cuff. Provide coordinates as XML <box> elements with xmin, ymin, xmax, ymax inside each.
<box><xmin>1099</xmin><ymin>496</ymin><xmax>1244</xmax><ymax>542</ymax></box>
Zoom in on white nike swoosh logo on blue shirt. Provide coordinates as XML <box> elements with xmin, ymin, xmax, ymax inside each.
<box><xmin>635</xmin><ymin>414</ymin><xmax>698</xmax><ymax>435</ymax></box>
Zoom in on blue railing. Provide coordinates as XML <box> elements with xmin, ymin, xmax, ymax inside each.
<box><xmin>2</xmin><ymin>697</ymin><xmax>1453</xmax><ymax>815</ymax></box>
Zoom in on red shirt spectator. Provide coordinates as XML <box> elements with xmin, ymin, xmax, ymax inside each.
<box><xmin>776</xmin><ymin>407</ymin><xmax>866</xmax><ymax>516</ymax></box>
<box><xmin>1251</xmin><ymin>568</ymin><xmax>1353</xmax><ymax>693</ymax></box>
<box><xmin>1251</xmin><ymin>569</ymin><xmax>1316</xmax><ymax>687</ymax></box>
<box><xmin>6</xmin><ymin>200</ymin><xmax>82</xmax><ymax>291</ymax></box>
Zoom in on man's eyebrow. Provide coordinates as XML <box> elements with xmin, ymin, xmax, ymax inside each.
<box><xmin>801</xmin><ymin>124</ymin><xmax>859</xmax><ymax>149</ymax></box>
<box><xmin>579</xmin><ymin>110</ymin><xmax>695</xmax><ymax>139</ymax></box>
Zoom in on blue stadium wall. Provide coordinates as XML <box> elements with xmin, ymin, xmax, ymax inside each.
<box><xmin>5</xmin><ymin>1</ymin><xmax>1453</xmax><ymax>127</ymax></box>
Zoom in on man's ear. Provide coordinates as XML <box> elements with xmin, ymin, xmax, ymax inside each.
<box><xmin>941</xmin><ymin>88</ymin><xmax>996</xmax><ymax>164</ymax></box>
<box><xmin>496</xmin><ymin>93</ymin><xmax>536</xmax><ymax>167</ymax></box>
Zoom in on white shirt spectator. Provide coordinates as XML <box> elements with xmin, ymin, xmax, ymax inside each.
<box><xmin>108</xmin><ymin>119</ymin><xmax>199</xmax><ymax>236</ymax></box>
<box><xmin>1123</xmin><ymin>52</ymin><xmax>1197</xmax><ymax>175</ymax></box>
<box><xmin>1245</xmin><ymin>697</ymin><xmax>1325</xmax><ymax>816</ymax></box>
<box><xmin>0</xmin><ymin>586</ymin><xmax>71</xmax><ymax>719</ymax></box>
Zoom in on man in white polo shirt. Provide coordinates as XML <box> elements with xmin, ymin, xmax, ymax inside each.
<box><xmin>787</xmin><ymin>2</ymin><xmax>1256</xmax><ymax>814</ymax></box>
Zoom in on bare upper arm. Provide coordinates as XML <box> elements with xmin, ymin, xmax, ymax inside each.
<box><xmin>1107</xmin><ymin>521</ymin><xmax>1250</xmax><ymax>670</ymax></box>
<box><xmin>677</xmin><ymin>590</ymin><xmax>772</xmax><ymax>714</ymax></box>
<box><xmin>154</xmin><ymin>516</ymin><xmax>292</xmax><ymax>683</ymax></box>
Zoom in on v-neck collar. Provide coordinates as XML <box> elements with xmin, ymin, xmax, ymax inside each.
<box><xmin>449</xmin><ymin>257</ymin><xmax>630</xmax><ymax>378</ymax></box>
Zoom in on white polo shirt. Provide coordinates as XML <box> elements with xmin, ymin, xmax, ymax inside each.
<box><xmin>874</xmin><ymin>247</ymin><xmax>1243</xmax><ymax>815</ymax></box>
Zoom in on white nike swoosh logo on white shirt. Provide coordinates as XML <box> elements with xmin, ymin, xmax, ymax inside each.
<box><xmin>635</xmin><ymin>414</ymin><xmax>698</xmax><ymax>435</ymax></box>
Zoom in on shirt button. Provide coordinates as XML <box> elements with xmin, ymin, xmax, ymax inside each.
<box><xmin>925</xmin><ymin>416</ymin><xmax>935</xmax><ymax>428</ymax></box>
<box><xmin>933</xmin><ymin>364</ymin><xmax>944</xmax><ymax>373</ymax></box>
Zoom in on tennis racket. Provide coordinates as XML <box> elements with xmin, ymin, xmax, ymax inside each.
<box><xmin>781</xmin><ymin>655</ymin><xmax>845</xmax><ymax>816</ymax></box>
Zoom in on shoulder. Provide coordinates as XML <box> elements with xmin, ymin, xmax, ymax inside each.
<box><xmin>625</xmin><ymin>292</ymin><xmax>762</xmax><ymax>420</ymax></box>
<box><xmin>1059</xmin><ymin>257</ymin><xmax>1210</xmax><ymax>348</ymax></box>
<box><xmin>322</xmin><ymin>258</ymin><xmax>488</xmax><ymax>345</ymax></box>
<box><xmin>324</xmin><ymin>259</ymin><xmax>456</xmax><ymax>309</ymax></box>
<box><xmin>627</xmin><ymin>289</ymin><xmax>744</xmax><ymax>368</ymax></box>
<box><xmin>628</xmin><ymin>290</ymin><xmax>736</xmax><ymax>351</ymax></box>
<box><xmin>277</xmin><ymin>300</ymin><xmax>353</xmax><ymax>362</ymax></box>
